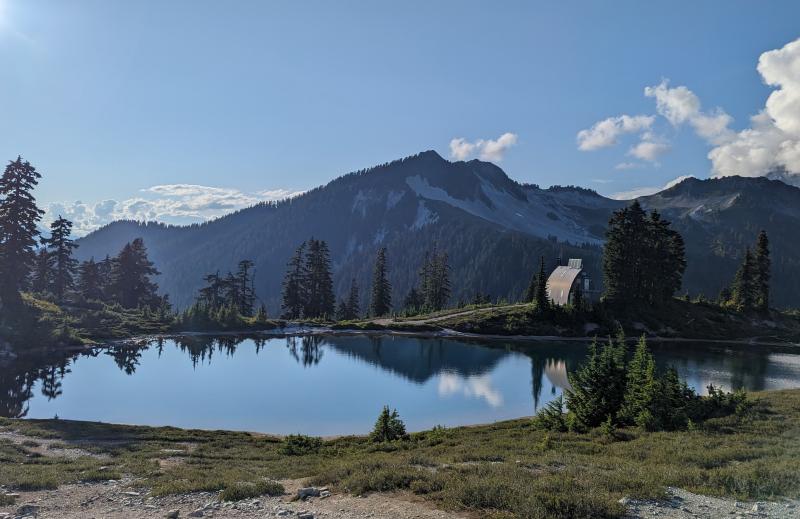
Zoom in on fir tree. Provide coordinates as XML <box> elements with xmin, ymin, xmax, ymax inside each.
<box><xmin>0</xmin><ymin>157</ymin><xmax>45</xmax><ymax>306</ymax></box>
<box><xmin>77</xmin><ymin>258</ymin><xmax>103</xmax><ymax>300</ymax></box>
<box><xmin>370</xmin><ymin>247</ymin><xmax>392</xmax><ymax>317</ymax></box>
<box><xmin>731</xmin><ymin>247</ymin><xmax>757</xmax><ymax>312</ymax></box>
<box><xmin>281</xmin><ymin>242</ymin><xmax>307</xmax><ymax>319</ymax></box>
<box><xmin>370</xmin><ymin>405</ymin><xmax>407</xmax><ymax>442</ymax></box>
<box><xmin>534</xmin><ymin>255</ymin><xmax>549</xmax><ymax>311</ymax></box>
<box><xmin>619</xmin><ymin>335</ymin><xmax>658</xmax><ymax>425</ymax></box>
<box><xmin>565</xmin><ymin>333</ymin><xmax>627</xmax><ymax>430</ymax></box>
<box><xmin>754</xmin><ymin>230</ymin><xmax>770</xmax><ymax>312</ymax></box>
<box><xmin>235</xmin><ymin>259</ymin><xmax>256</xmax><ymax>317</ymax></box>
<box><xmin>109</xmin><ymin>238</ymin><xmax>160</xmax><ymax>308</ymax></box>
<box><xmin>41</xmin><ymin>216</ymin><xmax>78</xmax><ymax>302</ymax></box>
<box><xmin>30</xmin><ymin>249</ymin><xmax>53</xmax><ymax>294</ymax></box>
<box><xmin>402</xmin><ymin>287</ymin><xmax>423</xmax><ymax>313</ymax></box>
<box><xmin>303</xmin><ymin>239</ymin><xmax>335</xmax><ymax>319</ymax></box>
<box><xmin>344</xmin><ymin>277</ymin><xmax>360</xmax><ymax>320</ymax></box>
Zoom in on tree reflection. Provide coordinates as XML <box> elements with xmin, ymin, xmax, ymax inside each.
<box><xmin>286</xmin><ymin>336</ymin><xmax>324</xmax><ymax>367</ymax></box>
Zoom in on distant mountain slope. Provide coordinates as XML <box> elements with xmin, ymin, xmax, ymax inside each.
<box><xmin>638</xmin><ymin>175</ymin><xmax>800</xmax><ymax>306</ymax></box>
<box><xmin>76</xmin><ymin>151</ymin><xmax>800</xmax><ymax>310</ymax></box>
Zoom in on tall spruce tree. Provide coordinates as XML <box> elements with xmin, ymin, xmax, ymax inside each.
<box><xmin>534</xmin><ymin>255</ymin><xmax>549</xmax><ymax>310</ymax></box>
<box><xmin>109</xmin><ymin>238</ymin><xmax>160</xmax><ymax>308</ymax></box>
<box><xmin>619</xmin><ymin>336</ymin><xmax>658</xmax><ymax>425</ymax></box>
<box><xmin>0</xmin><ymin>157</ymin><xmax>45</xmax><ymax>306</ymax></box>
<box><xmin>41</xmin><ymin>216</ymin><xmax>78</xmax><ymax>302</ymax></box>
<box><xmin>77</xmin><ymin>258</ymin><xmax>103</xmax><ymax>300</ymax></box>
<box><xmin>370</xmin><ymin>247</ymin><xmax>392</xmax><ymax>317</ymax></box>
<box><xmin>754</xmin><ymin>230</ymin><xmax>770</xmax><ymax>312</ymax></box>
<box><xmin>281</xmin><ymin>242</ymin><xmax>307</xmax><ymax>319</ymax></box>
<box><xmin>30</xmin><ymin>249</ymin><xmax>53</xmax><ymax>294</ymax></box>
<box><xmin>345</xmin><ymin>277</ymin><xmax>360</xmax><ymax>320</ymax></box>
<box><xmin>235</xmin><ymin>259</ymin><xmax>256</xmax><ymax>317</ymax></box>
<box><xmin>303</xmin><ymin>239</ymin><xmax>334</xmax><ymax>319</ymax></box>
<box><xmin>731</xmin><ymin>247</ymin><xmax>757</xmax><ymax>312</ymax></box>
<box><xmin>603</xmin><ymin>201</ymin><xmax>685</xmax><ymax>307</ymax></box>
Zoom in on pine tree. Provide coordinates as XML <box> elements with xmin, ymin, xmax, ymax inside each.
<box><xmin>403</xmin><ymin>287</ymin><xmax>423</xmax><ymax>313</ymax></box>
<box><xmin>281</xmin><ymin>242</ymin><xmax>307</xmax><ymax>319</ymax></box>
<box><xmin>31</xmin><ymin>249</ymin><xmax>53</xmax><ymax>294</ymax></box>
<box><xmin>754</xmin><ymin>230</ymin><xmax>770</xmax><ymax>312</ymax></box>
<box><xmin>345</xmin><ymin>277</ymin><xmax>360</xmax><ymax>320</ymax></box>
<box><xmin>303</xmin><ymin>239</ymin><xmax>334</xmax><ymax>319</ymax></box>
<box><xmin>77</xmin><ymin>258</ymin><xmax>103</xmax><ymax>300</ymax></box>
<box><xmin>534</xmin><ymin>255</ymin><xmax>549</xmax><ymax>311</ymax></box>
<box><xmin>524</xmin><ymin>269</ymin><xmax>537</xmax><ymax>303</ymax></box>
<box><xmin>370</xmin><ymin>405</ymin><xmax>407</xmax><ymax>442</ymax></box>
<box><xmin>235</xmin><ymin>259</ymin><xmax>256</xmax><ymax>317</ymax></box>
<box><xmin>565</xmin><ymin>333</ymin><xmax>627</xmax><ymax>430</ymax></box>
<box><xmin>370</xmin><ymin>247</ymin><xmax>392</xmax><ymax>317</ymax></box>
<box><xmin>41</xmin><ymin>216</ymin><xmax>78</xmax><ymax>302</ymax></box>
<box><xmin>109</xmin><ymin>238</ymin><xmax>160</xmax><ymax>308</ymax></box>
<box><xmin>731</xmin><ymin>247</ymin><xmax>757</xmax><ymax>312</ymax></box>
<box><xmin>0</xmin><ymin>157</ymin><xmax>45</xmax><ymax>306</ymax></box>
<box><xmin>97</xmin><ymin>255</ymin><xmax>114</xmax><ymax>299</ymax></box>
<box><xmin>619</xmin><ymin>336</ymin><xmax>658</xmax><ymax>425</ymax></box>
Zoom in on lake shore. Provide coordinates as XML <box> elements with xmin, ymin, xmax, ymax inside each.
<box><xmin>1</xmin><ymin>389</ymin><xmax>799</xmax><ymax>519</ymax></box>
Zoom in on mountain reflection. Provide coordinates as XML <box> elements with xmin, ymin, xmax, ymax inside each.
<box><xmin>0</xmin><ymin>335</ymin><xmax>797</xmax><ymax>420</ymax></box>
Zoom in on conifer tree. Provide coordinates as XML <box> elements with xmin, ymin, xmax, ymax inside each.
<box><xmin>524</xmin><ymin>269</ymin><xmax>537</xmax><ymax>303</ymax></box>
<box><xmin>754</xmin><ymin>230</ymin><xmax>770</xmax><ymax>312</ymax></box>
<box><xmin>77</xmin><ymin>258</ymin><xmax>103</xmax><ymax>300</ymax></box>
<box><xmin>109</xmin><ymin>238</ymin><xmax>160</xmax><ymax>308</ymax></box>
<box><xmin>370</xmin><ymin>247</ymin><xmax>392</xmax><ymax>317</ymax></box>
<box><xmin>235</xmin><ymin>259</ymin><xmax>256</xmax><ymax>317</ymax></box>
<box><xmin>97</xmin><ymin>255</ymin><xmax>114</xmax><ymax>299</ymax></box>
<box><xmin>619</xmin><ymin>336</ymin><xmax>658</xmax><ymax>425</ymax></box>
<box><xmin>345</xmin><ymin>277</ymin><xmax>360</xmax><ymax>320</ymax></box>
<box><xmin>731</xmin><ymin>247</ymin><xmax>757</xmax><ymax>312</ymax></box>
<box><xmin>303</xmin><ymin>239</ymin><xmax>334</xmax><ymax>319</ymax></box>
<box><xmin>565</xmin><ymin>333</ymin><xmax>627</xmax><ymax>430</ymax></box>
<box><xmin>41</xmin><ymin>216</ymin><xmax>78</xmax><ymax>302</ymax></box>
<box><xmin>281</xmin><ymin>242</ymin><xmax>307</xmax><ymax>319</ymax></box>
<box><xmin>30</xmin><ymin>249</ymin><xmax>53</xmax><ymax>294</ymax></box>
<box><xmin>0</xmin><ymin>157</ymin><xmax>45</xmax><ymax>306</ymax></box>
<box><xmin>534</xmin><ymin>255</ymin><xmax>549</xmax><ymax>310</ymax></box>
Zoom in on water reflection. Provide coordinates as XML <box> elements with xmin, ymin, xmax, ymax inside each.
<box><xmin>1</xmin><ymin>335</ymin><xmax>799</xmax><ymax>434</ymax></box>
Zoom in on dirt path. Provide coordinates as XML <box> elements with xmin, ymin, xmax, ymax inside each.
<box><xmin>372</xmin><ymin>304</ymin><xmax>528</xmax><ymax>327</ymax></box>
<box><xmin>624</xmin><ymin>487</ymin><xmax>799</xmax><ymax>519</ymax></box>
<box><xmin>0</xmin><ymin>479</ymin><xmax>465</xmax><ymax>519</ymax></box>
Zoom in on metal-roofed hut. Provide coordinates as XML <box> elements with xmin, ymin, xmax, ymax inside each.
<box><xmin>546</xmin><ymin>258</ymin><xmax>589</xmax><ymax>306</ymax></box>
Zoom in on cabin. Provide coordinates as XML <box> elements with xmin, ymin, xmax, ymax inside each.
<box><xmin>546</xmin><ymin>258</ymin><xmax>593</xmax><ymax>306</ymax></box>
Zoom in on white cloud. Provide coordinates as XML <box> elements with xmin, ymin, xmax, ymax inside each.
<box><xmin>449</xmin><ymin>138</ymin><xmax>476</xmax><ymax>160</ymax></box>
<box><xmin>577</xmin><ymin>115</ymin><xmax>654</xmax><ymax>151</ymax></box>
<box><xmin>628</xmin><ymin>139</ymin><xmax>670</xmax><ymax>162</ymax></box>
<box><xmin>709</xmin><ymin>37</ymin><xmax>800</xmax><ymax>179</ymax></box>
<box><xmin>644</xmin><ymin>79</ymin><xmax>734</xmax><ymax>145</ymax></box>
<box><xmin>449</xmin><ymin>132</ymin><xmax>518</xmax><ymax>162</ymax></box>
<box><xmin>614</xmin><ymin>162</ymin><xmax>642</xmax><ymax>170</ymax></box>
<box><xmin>610</xmin><ymin>175</ymin><xmax>694</xmax><ymax>200</ymax></box>
<box><xmin>43</xmin><ymin>184</ymin><xmax>303</xmax><ymax>237</ymax></box>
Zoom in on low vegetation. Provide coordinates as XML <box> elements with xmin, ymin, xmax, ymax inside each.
<box><xmin>0</xmin><ymin>388</ymin><xmax>798</xmax><ymax>518</ymax></box>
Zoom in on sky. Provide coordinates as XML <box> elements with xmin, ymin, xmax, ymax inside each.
<box><xmin>1</xmin><ymin>1</ymin><xmax>799</xmax><ymax>235</ymax></box>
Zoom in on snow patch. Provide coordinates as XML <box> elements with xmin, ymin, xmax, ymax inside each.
<box><xmin>411</xmin><ymin>200</ymin><xmax>438</xmax><ymax>230</ymax></box>
<box><xmin>386</xmin><ymin>190</ymin><xmax>405</xmax><ymax>210</ymax></box>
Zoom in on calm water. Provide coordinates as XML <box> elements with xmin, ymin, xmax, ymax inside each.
<box><xmin>2</xmin><ymin>335</ymin><xmax>800</xmax><ymax>435</ymax></box>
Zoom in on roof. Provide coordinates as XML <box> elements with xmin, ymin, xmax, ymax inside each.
<box><xmin>547</xmin><ymin>264</ymin><xmax>583</xmax><ymax>306</ymax></box>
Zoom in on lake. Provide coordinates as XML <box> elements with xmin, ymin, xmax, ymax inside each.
<box><xmin>3</xmin><ymin>334</ymin><xmax>800</xmax><ymax>436</ymax></box>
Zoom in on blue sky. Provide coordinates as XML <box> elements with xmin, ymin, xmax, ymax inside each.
<box><xmin>1</xmin><ymin>1</ymin><xmax>799</xmax><ymax>234</ymax></box>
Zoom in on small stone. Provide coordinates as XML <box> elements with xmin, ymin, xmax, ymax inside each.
<box><xmin>618</xmin><ymin>497</ymin><xmax>630</xmax><ymax>506</ymax></box>
<box><xmin>122</xmin><ymin>491</ymin><xmax>140</xmax><ymax>496</ymax></box>
<box><xmin>297</xmin><ymin>487</ymin><xmax>320</xmax><ymax>499</ymax></box>
<box><xmin>276</xmin><ymin>510</ymin><xmax>292</xmax><ymax>516</ymax></box>
<box><xmin>16</xmin><ymin>505</ymin><xmax>40</xmax><ymax>516</ymax></box>
<box><xmin>320</xmin><ymin>490</ymin><xmax>331</xmax><ymax>499</ymax></box>
<box><xmin>751</xmin><ymin>503</ymin><xmax>760</xmax><ymax>513</ymax></box>
<box><xmin>189</xmin><ymin>508</ymin><xmax>204</xmax><ymax>517</ymax></box>
<box><xmin>298</xmin><ymin>513</ymin><xmax>314</xmax><ymax>519</ymax></box>
<box><xmin>165</xmin><ymin>510</ymin><xmax>180</xmax><ymax>519</ymax></box>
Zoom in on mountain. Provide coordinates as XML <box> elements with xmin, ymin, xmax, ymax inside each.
<box><xmin>637</xmin><ymin>175</ymin><xmax>800</xmax><ymax>306</ymax></box>
<box><xmin>75</xmin><ymin>151</ymin><xmax>800</xmax><ymax>311</ymax></box>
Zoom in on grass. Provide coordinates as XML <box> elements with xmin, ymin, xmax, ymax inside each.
<box><xmin>1</xmin><ymin>389</ymin><xmax>799</xmax><ymax>518</ymax></box>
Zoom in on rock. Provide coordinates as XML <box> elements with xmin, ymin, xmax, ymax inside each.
<box><xmin>16</xmin><ymin>504</ymin><xmax>40</xmax><ymax>516</ymax></box>
<box><xmin>751</xmin><ymin>503</ymin><xmax>760</xmax><ymax>513</ymax></box>
<box><xmin>320</xmin><ymin>490</ymin><xmax>331</xmax><ymax>499</ymax></box>
<box><xmin>122</xmin><ymin>491</ymin><xmax>140</xmax><ymax>496</ymax></box>
<box><xmin>297</xmin><ymin>487</ymin><xmax>321</xmax><ymax>499</ymax></box>
<box><xmin>165</xmin><ymin>510</ymin><xmax>180</xmax><ymax>519</ymax></box>
<box><xmin>298</xmin><ymin>512</ymin><xmax>314</xmax><ymax>519</ymax></box>
<box><xmin>188</xmin><ymin>508</ymin><xmax>204</xmax><ymax>517</ymax></box>
<box><xmin>3</xmin><ymin>493</ymin><xmax>19</xmax><ymax>498</ymax></box>
<box><xmin>276</xmin><ymin>510</ymin><xmax>292</xmax><ymax>516</ymax></box>
<box><xmin>618</xmin><ymin>497</ymin><xmax>630</xmax><ymax>506</ymax></box>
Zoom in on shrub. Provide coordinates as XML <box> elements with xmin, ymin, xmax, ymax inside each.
<box><xmin>533</xmin><ymin>395</ymin><xmax>567</xmax><ymax>432</ymax></box>
<box><xmin>370</xmin><ymin>406</ymin><xmax>407</xmax><ymax>442</ymax></box>
<box><xmin>281</xmin><ymin>434</ymin><xmax>323</xmax><ymax>456</ymax></box>
<box><xmin>220</xmin><ymin>479</ymin><xmax>284</xmax><ymax>501</ymax></box>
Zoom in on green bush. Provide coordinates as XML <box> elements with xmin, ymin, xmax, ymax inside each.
<box><xmin>281</xmin><ymin>434</ymin><xmax>323</xmax><ymax>456</ymax></box>
<box><xmin>220</xmin><ymin>479</ymin><xmax>284</xmax><ymax>501</ymax></box>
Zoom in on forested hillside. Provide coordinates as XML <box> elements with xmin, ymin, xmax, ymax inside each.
<box><xmin>75</xmin><ymin>151</ymin><xmax>800</xmax><ymax>311</ymax></box>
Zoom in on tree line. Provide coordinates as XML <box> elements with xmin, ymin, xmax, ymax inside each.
<box><xmin>0</xmin><ymin>157</ymin><xmax>164</xmax><ymax>318</ymax></box>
